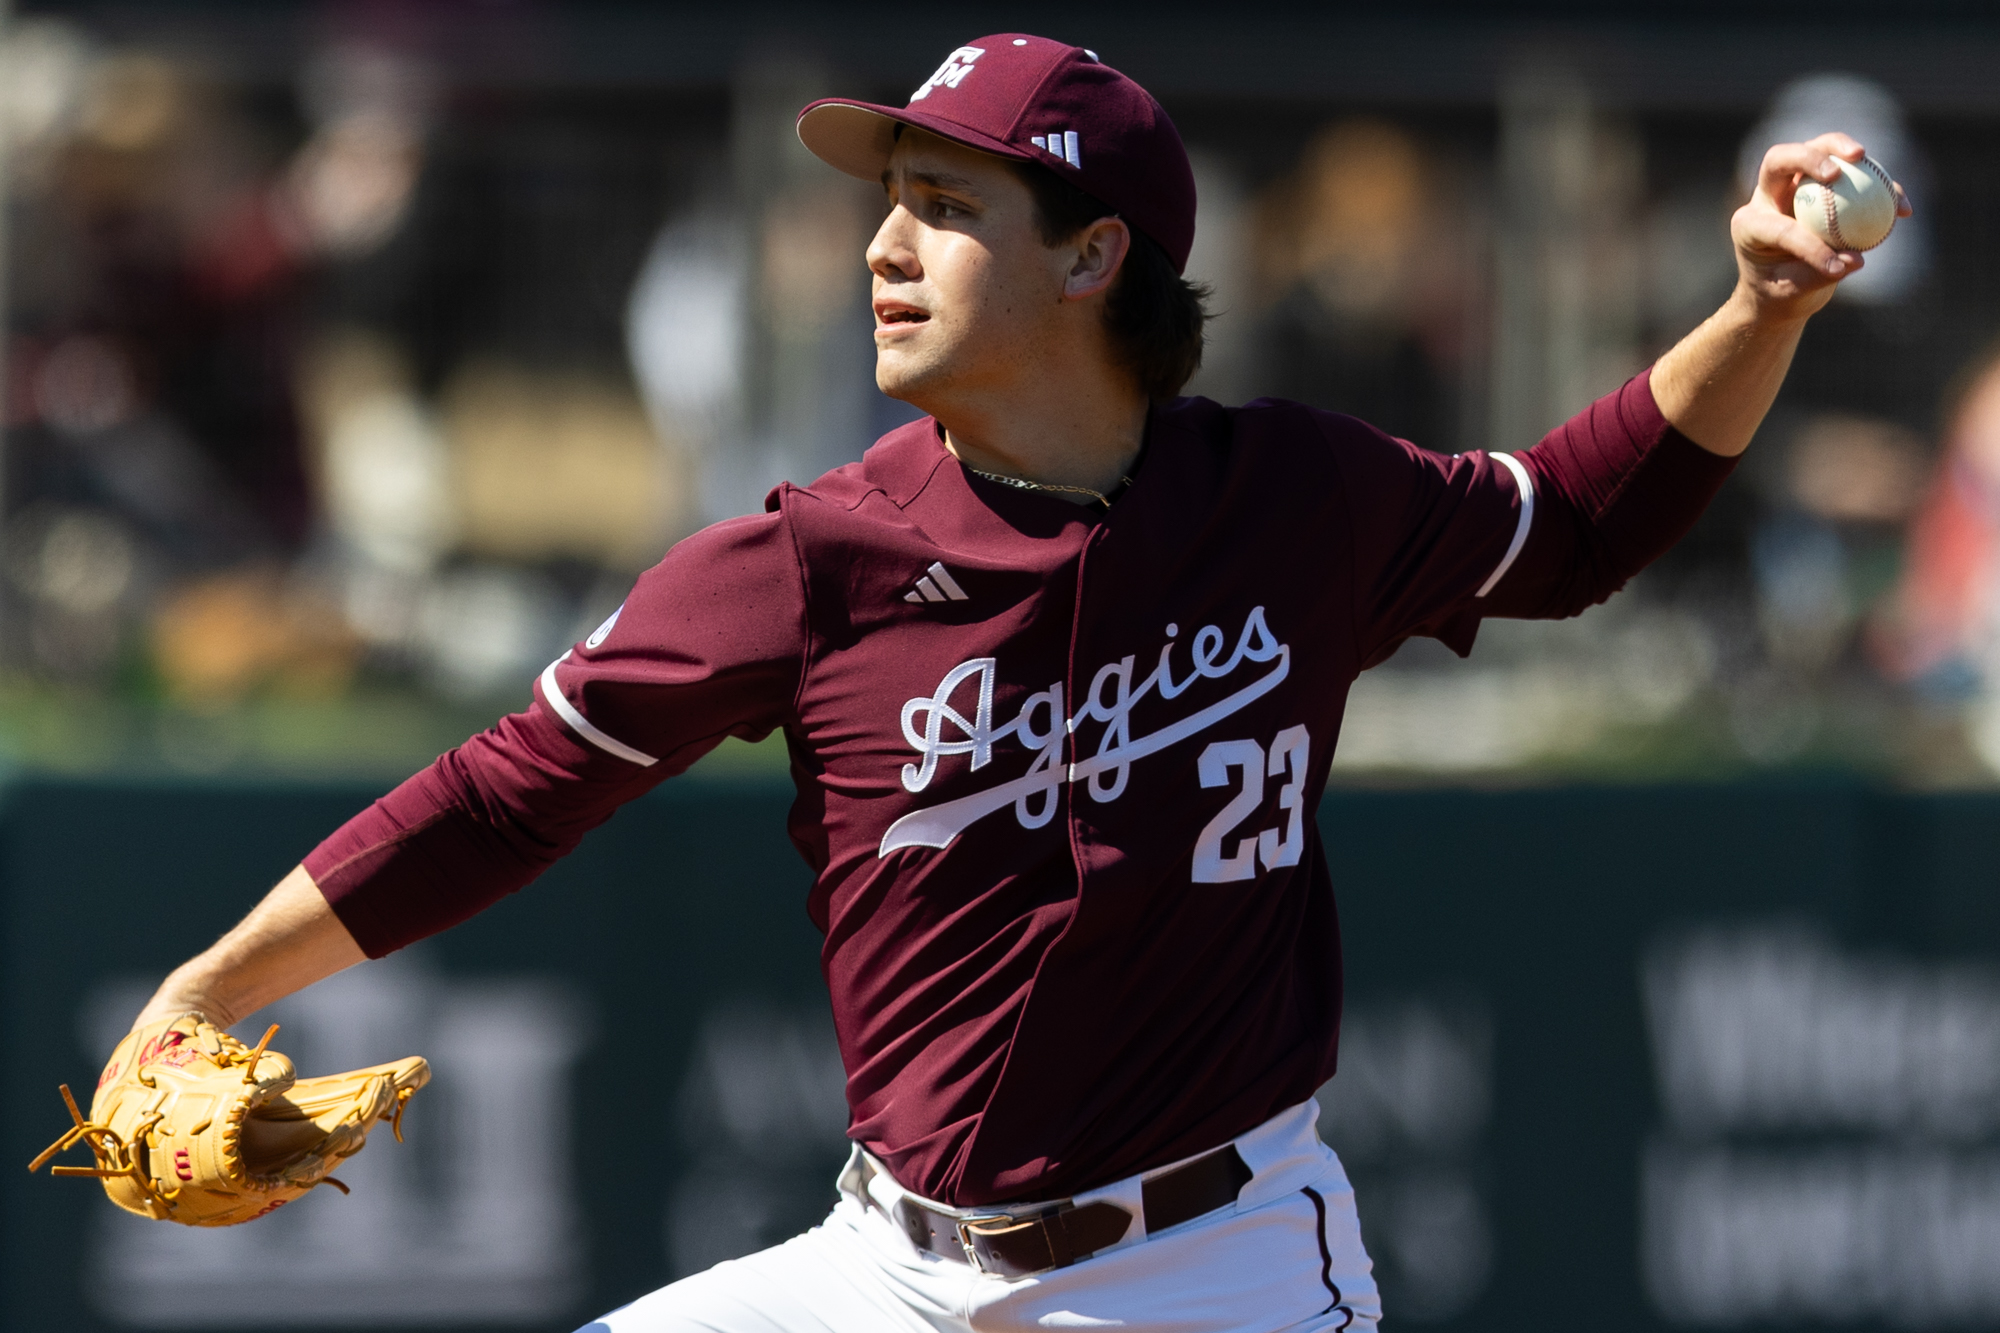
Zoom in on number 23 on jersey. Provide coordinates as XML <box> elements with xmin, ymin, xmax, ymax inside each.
<box><xmin>1192</xmin><ymin>726</ymin><xmax>1310</xmax><ymax>883</ymax></box>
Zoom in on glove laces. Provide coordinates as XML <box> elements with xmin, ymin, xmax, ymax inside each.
<box><xmin>24</xmin><ymin>1020</ymin><xmax>283</xmax><ymax>1213</ymax></box>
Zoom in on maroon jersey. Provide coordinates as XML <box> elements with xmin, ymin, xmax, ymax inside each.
<box><xmin>307</xmin><ymin>372</ymin><xmax>1732</xmax><ymax>1206</ymax></box>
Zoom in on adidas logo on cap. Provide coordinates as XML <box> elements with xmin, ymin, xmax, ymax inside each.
<box><xmin>1030</xmin><ymin>131</ymin><xmax>1081</xmax><ymax>168</ymax></box>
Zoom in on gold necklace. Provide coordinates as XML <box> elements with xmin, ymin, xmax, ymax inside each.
<box><xmin>966</xmin><ymin>467</ymin><xmax>1135</xmax><ymax>508</ymax></box>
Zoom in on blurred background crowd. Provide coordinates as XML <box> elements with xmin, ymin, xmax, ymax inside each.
<box><xmin>2</xmin><ymin>1</ymin><xmax>1999</xmax><ymax>782</ymax></box>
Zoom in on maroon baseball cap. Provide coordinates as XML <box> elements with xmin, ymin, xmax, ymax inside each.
<box><xmin>796</xmin><ymin>34</ymin><xmax>1197</xmax><ymax>274</ymax></box>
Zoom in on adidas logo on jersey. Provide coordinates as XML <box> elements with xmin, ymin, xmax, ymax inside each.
<box><xmin>1030</xmin><ymin>131</ymin><xmax>1082</xmax><ymax>168</ymax></box>
<box><xmin>904</xmin><ymin>562</ymin><xmax>969</xmax><ymax>605</ymax></box>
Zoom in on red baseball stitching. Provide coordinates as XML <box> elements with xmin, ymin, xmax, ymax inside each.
<box><xmin>1859</xmin><ymin>156</ymin><xmax>1896</xmax><ymax>249</ymax></box>
<box><xmin>1822</xmin><ymin>157</ymin><xmax>1895</xmax><ymax>252</ymax></box>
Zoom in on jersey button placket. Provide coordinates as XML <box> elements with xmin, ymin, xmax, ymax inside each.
<box><xmin>1063</xmin><ymin>523</ymin><xmax>1110</xmax><ymax>890</ymax></box>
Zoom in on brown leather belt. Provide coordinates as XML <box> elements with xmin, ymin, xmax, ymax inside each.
<box><xmin>866</xmin><ymin>1144</ymin><xmax>1254</xmax><ymax>1279</ymax></box>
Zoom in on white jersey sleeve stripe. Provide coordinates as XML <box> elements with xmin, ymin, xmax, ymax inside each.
<box><xmin>1474</xmin><ymin>451</ymin><xmax>1535</xmax><ymax>599</ymax></box>
<box><xmin>538</xmin><ymin>654</ymin><xmax>659</xmax><ymax>766</ymax></box>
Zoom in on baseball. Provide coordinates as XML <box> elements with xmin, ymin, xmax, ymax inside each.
<box><xmin>1792</xmin><ymin>154</ymin><xmax>1898</xmax><ymax>252</ymax></box>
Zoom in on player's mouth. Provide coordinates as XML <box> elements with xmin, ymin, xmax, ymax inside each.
<box><xmin>874</xmin><ymin>300</ymin><xmax>931</xmax><ymax>333</ymax></box>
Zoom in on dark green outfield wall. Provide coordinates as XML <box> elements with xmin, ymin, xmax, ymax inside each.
<box><xmin>5</xmin><ymin>778</ymin><xmax>1998</xmax><ymax>1332</ymax></box>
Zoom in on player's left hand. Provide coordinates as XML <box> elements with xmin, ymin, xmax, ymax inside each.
<box><xmin>1730</xmin><ymin>132</ymin><xmax>1914</xmax><ymax>323</ymax></box>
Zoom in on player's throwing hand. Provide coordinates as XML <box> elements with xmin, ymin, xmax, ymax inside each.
<box><xmin>1732</xmin><ymin>132</ymin><xmax>1914</xmax><ymax>318</ymax></box>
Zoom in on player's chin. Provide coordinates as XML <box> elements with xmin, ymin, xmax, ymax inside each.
<box><xmin>874</xmin><ymin>346</ymin><xmax>947</xmax><ymax>402</ymax></box>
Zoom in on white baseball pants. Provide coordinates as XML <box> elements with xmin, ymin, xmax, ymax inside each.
<box><xmin>581</xmin><ymin>1100</ymin><xmax>1379</xmax><ymax>1333</ymax></box>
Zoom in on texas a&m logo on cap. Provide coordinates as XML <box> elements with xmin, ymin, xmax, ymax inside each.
<box><xmin>911</xmin><ymin>46</ymin><xmax>984</xmax><ymax>101</ymax></box>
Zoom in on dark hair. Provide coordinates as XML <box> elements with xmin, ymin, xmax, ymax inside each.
<box><xmin>1009</xmin><ymin>161</ymin><xmax>1211</xmax><ymax>402</ymax></box>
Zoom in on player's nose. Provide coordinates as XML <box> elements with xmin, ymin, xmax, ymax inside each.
<box><xmin>867</xmin><ymin>205</ymin><xmax>921</xmax><ymax>283</ymax></box>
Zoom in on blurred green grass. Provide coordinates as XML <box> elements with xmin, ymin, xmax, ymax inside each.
<box><xmin>0</xmin><ymin>677</ymin><xmax>795</xmax><ymax>783</ymax></box>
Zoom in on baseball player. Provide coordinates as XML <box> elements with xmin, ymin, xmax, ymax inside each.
<box><xmin>62</xmin><ymin>33</ymin><xmax>1904</xmax><ymax>1333</ymax></box>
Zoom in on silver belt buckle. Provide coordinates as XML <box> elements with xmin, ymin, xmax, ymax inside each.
<box><xmin>952</xmin><ymin>1214</ymin><xmax>1012</xmax><ymax>1274</ymax></box>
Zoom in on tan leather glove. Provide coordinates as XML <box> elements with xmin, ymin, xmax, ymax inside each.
<box><xmin>28</xmin><ymin>1012</ymin><xmax>427</xmax><ymax>1226</ymax></box>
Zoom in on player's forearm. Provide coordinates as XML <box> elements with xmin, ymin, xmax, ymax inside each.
<box><xmin>1648</xmin><ymin>285</ymin><xmax>1809</xmax><ymax>460</ymax></box>
<box><xmin>305</xmin><ymin>708</ymin><xmax>644</xmax><ymax>958</ymax></box>
<box><xmin>133</xmin><ymin>864</ymin><xmax>365</xmax><ymax>1029</ymax></box>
